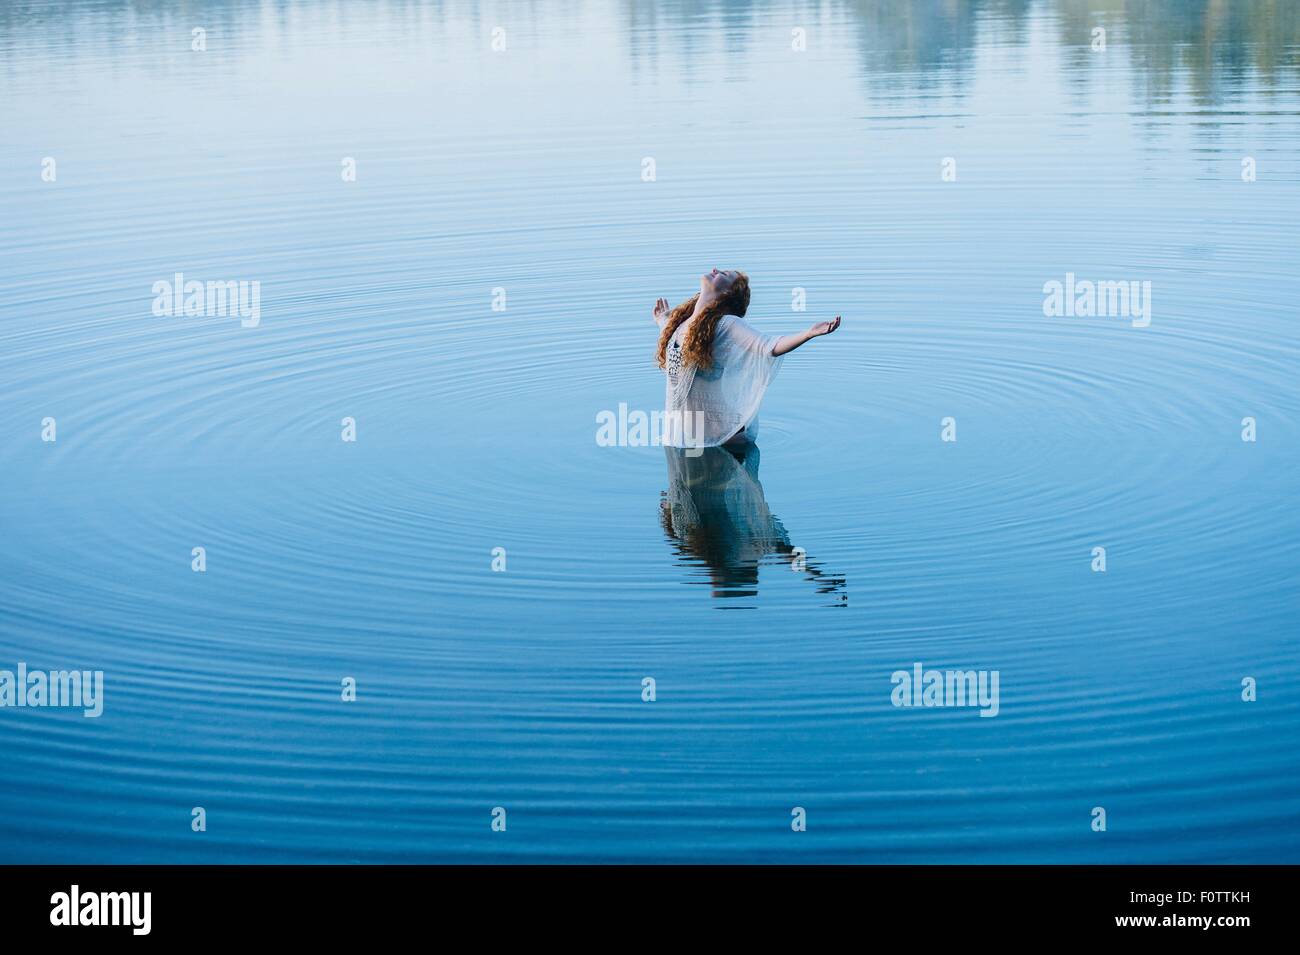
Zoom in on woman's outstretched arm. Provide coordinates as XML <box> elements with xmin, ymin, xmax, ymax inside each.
<box><xmin>771</xmin><ymin>316</ymin><xmax>841</xmax><ymax>356</ymax></box>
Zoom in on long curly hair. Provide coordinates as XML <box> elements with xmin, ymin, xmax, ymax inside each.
<box><xmin>656</xmin><ymin>272</ymin><xmax>751</xmax><ymax>371</ymax></box>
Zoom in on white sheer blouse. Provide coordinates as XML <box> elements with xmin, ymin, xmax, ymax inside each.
<box><xmin>659</xmin><ymin>313</ymin><xmax>783</xmax><ymax>448</ymax></box>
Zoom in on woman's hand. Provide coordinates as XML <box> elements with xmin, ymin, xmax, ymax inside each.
<box><xmin>653</xmin><ymin>297</ymin><xmax>670</xmax><ymax>324</ymax></box>
<box><xmin>771</xmin><ymin>316</ymin><xmax>842</xmax><ymax>356</ymax></box>
<box><xmin>809</xmin><ymin>315</ymin><xmax>841</xmax><ymax>337</ymax></box>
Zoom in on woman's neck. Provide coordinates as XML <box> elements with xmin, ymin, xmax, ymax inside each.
<box><xmin>692</xmin><ymin>291</ymin><xmax>717</xmax><ymax>318</ymax></box>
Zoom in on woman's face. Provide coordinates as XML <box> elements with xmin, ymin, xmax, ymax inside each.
<box><xmin>701</xmin><ymin>268</ymin><xmax>739</xmax><ymax>296</ymax></box>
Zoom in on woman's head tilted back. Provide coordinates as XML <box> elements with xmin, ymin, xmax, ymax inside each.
<box><xmin>656</xmin><ymin>269</ymin><xmax>751</xmax><ymax>371</ymax></box>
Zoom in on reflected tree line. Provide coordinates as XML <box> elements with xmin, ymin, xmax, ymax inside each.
<box><xmin>622</xmin><ymin>0</ymin><xmax>1299</xmax><ymax>107</ymax></box>
<box><xmin>3</xmin><ymin>0</ymin><xmax>1297</xmax><ymax>108</ymax></box>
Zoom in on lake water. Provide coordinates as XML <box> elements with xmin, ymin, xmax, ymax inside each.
<box><xmin>1</xmin><ymin>0</ymin><xmax>1297</xmax><ymax>863</ymax></box>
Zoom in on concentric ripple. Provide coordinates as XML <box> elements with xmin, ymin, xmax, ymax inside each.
<box><xmin>1</xmin><ymin>0</ymin><xmax>1298</xmax><ymax>863</ymax></box>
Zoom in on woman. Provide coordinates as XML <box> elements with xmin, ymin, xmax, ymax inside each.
<box><xmin>653</xmin><ymin>269</ymin><xmax>840</xmax><ymax>448</ymax></box>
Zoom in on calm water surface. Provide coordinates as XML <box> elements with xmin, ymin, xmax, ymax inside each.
<box><xmin>1</xmin><ymin>0</ymin><xmax>1298</xmax><ymax>862</ymax></box>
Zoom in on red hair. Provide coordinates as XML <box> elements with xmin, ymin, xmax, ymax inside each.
<box><xmin>655</xmin><ymin>272</ymin><xmax>751</xmax><ymax>371</ymax></box>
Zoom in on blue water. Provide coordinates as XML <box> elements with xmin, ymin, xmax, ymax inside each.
<box><xmin>1</xmin><ymin>0</ymin><xmax>1298</xmax><ymax>863</ymax></box>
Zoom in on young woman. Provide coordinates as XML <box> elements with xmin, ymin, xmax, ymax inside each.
<box><xmin>653</xmin><ymin>269</ymin><xmax>840</xmax><ymax>447</ymax></box>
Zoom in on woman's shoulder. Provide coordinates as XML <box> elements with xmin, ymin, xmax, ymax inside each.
<box><xmin>718</xmin><ymin>314</ymin><xmax>762</xmax><ymax>340</ymax></box>
<box><xmin>717</xmin><ymin>314</ymin><xmax>777</xmax><ymax>356</ymax></box>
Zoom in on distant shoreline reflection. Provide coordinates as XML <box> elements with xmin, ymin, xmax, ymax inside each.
<box><xmin>660</xmin><ymin>445</ymin><xmax>847</xmax><ymax>606</ymax></box>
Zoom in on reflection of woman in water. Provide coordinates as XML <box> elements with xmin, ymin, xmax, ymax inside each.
<box><xmin>660</xmin><ymin>443</ymin><xmax>847</xmax><ymax>604</ymax></box>
<box><xmin>653</xmin><ymin>269</ymin><xmax>840</xmax><ymax>448</ymax></box>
